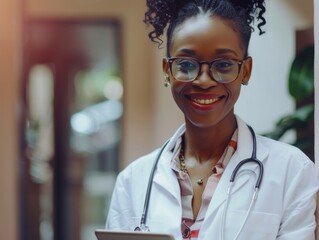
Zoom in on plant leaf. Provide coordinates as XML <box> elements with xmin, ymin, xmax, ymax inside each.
<box><xmin>288</xmin><ymin>45</ymin><xmax>314</xmax><ymax>102</ymax></box>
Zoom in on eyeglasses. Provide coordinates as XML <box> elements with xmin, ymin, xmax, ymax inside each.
<box><xmin>166</xmin><ymin>57</ymin><xmax>246</xmax><ymax>84</ymax></box>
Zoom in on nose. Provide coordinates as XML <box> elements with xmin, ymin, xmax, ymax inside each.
<box><xmin>192</xmin><ymin>64</ymin><xmax>218</xmax><ymax>89</ymax></box>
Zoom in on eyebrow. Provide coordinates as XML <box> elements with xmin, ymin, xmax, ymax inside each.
<box><xmin>176</xmin><ymin>49</ymin><xmax>196</xmax><ymax>55</ymax></box>
<box><xmin>176</xmin><ymin>48</ymin><xmax>238</xmax><ymax>57</ymax></box>
<box><xmin>215</xmin><ymin>48</ymin><xmax>238</xmax><ymax>56</ymax></box>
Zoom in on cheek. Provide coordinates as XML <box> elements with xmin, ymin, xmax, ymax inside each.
<box><xmin>233</xmin><ymin>87</ymin><xmax>241</xmax><ymax>101</ymax></box>
<box><xmin>224</xmin><ymin>81</ymin><xmax>242</xmax><ymax>101</ymax></box>
<box><xmin>170</xmin><ymin>81</ymin><xmax>191</xmax><ymax>111</ymax></box>
<box><xmin>225</xmin><ymin>70</ymin><xmax>245</xmax><ymax>99</ymax></box>
<box><xmin>171</xmin><ymin>81</ymin><xmax>187</xmax><ymax>98</ymax></box>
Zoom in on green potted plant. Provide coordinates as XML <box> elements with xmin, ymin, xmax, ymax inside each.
<box><xmin>263</xmin><ymin>45</ymin><xmax>314</xmax><ymax>160</ymax></box>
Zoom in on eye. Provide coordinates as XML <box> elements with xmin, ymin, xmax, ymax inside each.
<box><xmin>175</xmin><ymin>59</ymin><xmax>198</xmax><ymax>73</ymax></box>
<box><xmin>213</xmin><ymin>59</ymin><xmax>236</xmax><ymax>72</ymax></box>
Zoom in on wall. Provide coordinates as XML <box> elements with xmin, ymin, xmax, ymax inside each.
<box><xmin>0</xmin><ymin>0</ymin><xmax>20</xmax><ymax>239</ymax></box>
<box><xmin>236</xmin><ymin>0</ymin><xmax>314</xmax><ymax>136</ymax></box>
<box><xmin>25</xmin><ymin>0</ymin><xmax>155</xmax><ymax>168</ymax></box>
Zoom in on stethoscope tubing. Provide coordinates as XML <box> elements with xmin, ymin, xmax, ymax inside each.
<box><xmin>230</xmin><ymin>125</ymin><xmax>263</xmax><ymax>189</ymax></box>
<box><xmin>135</xmin><ymin>140</ymin><xmax>170</xmax><ymax>232</ymax></box>
<box><xmin>135</xmin><ymin>125</ymin><xmax>264</xmax><ymax>238</ymax></box>
<box><xmin>221</xmin><ymin>125</ymin><xmax>263</xmax><ymax>239</ymax></box>
<box><xmin>230</xmin><ymin>158</ymin><xmax>263</xmax><ymax>188</ymax></box>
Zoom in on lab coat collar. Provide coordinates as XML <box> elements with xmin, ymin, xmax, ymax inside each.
<box><xmin>235</xmin><ymin>115</ymin><xmax>269</xmax><ymax>162</ymax></box>
<box><xmin>153</xmin><ymin>116</ymin><xmax>270</xmax><ymax>210</ymax></box>
<box><xmin>158</xmin><ymin>115</ymin><xmax>269</xmax><ymax>164</ymax></box>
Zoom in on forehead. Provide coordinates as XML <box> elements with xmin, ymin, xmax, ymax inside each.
<box><xmin>170</xmin><ymin>15</ymin><xmax>244</xmax><ymax>58</ymax></box>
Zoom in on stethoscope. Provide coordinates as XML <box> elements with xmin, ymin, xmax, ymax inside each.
<box><xmin>135</xmin><ymin>125</ymin><xmax>264</xmax><ymax>240</ymax></box>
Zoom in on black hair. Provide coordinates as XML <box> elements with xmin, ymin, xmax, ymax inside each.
<box><xmin>144</xmin><ymin>0</ymin><xmax>266</xmax><ymax>56</ymax></box>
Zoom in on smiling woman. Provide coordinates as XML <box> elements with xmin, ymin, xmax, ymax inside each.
<box><xmin>0</xmin><ymin>0</ymin><xmax>317</xmax><ymax>240</ymax></box>
<box><xmin>105</xmin><ymin>0</ymin><xmax>319</xmax><ymax>240</ymax></box>
<box><xmin>163</xmin><ymin>15</ymin><xmax>252</xmax><ymax>130</ymax></box>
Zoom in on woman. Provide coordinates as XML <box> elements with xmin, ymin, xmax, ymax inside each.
<box><xmin>106</xmin><ymin>0</ymin><xmax>319</xmax><ymax>239</ymax></box>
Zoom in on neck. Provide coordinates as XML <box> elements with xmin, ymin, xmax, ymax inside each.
<box><xmin>183</xmin><ymin>115</ymin><xmax>237</xmax><ymax>163</ymax></box>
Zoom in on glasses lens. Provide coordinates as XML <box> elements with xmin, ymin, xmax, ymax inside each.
<box><xmin>211</xmin><ymin>59</ymin><xmax>239</xmax><ymax>83</ymax></box>
<box><xmin>171</xmin><ymin>58</ymin><xmax>199</xmax><ymax>81</ymax></box>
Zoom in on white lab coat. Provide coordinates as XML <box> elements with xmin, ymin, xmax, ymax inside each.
<box><xmin>106</xmin><ymin>116</ymin><xmax>319</xmax><ymax>240</ymax></box>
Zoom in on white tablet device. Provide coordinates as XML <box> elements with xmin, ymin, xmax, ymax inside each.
<box><xmin>95</xmin><ymin>230</ymin><xmax>175</xmax><ymax>240</ymax></box>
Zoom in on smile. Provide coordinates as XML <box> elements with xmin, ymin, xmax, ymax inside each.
<box><xmin>192</xmin><ymin>97</ymin><xmax>221</xmax><ymax>105</ymax></box>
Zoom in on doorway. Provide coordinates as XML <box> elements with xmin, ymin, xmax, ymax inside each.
<box><xmin>21</xmin><ymin>19</ymin><xmax>123</xmax><ymax>240</ymax></box>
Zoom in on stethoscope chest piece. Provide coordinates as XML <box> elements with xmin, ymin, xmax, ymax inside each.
<box><xmin>134</xmin><ymin>224</ymin><xmax>150</xmax><ymax>232</ymax></box>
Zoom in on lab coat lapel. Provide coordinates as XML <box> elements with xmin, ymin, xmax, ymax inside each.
<box><xmin>153</xmin><ymin>150</ymin><xmax>181</xmax><ymax>201</ymax></box>
<box><xmin>205</xmin><ymin>117</ymin><xmax>269</xmax><ymax>217</ymax></box>
<box><xmin>152</xmin><ymin>124</ymin><xmax>186</xmax><ymax>202</ymax></box>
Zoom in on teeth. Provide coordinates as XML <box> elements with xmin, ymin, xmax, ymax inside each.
<box><xmin>193</xmin><ymin>98</ymin><xmax>219</xmax><ymax>105</ymax></box>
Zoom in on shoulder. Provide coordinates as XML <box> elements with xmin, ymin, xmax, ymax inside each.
<box><xmin>236</xmin><ymin>116</ymin><xmax>312</xmax><ymax>166</ymax></box>
<box><xmin>256</xmin><ymin>135</ymin><xmax>319</xmax><ymax>203</ymax></box>
<box><xmin>257</xmin><ymin>134</ymin><xmax>312</xmax><ymax>164</ymax></box>
<box><xmin>256</xmin><ymin>135</ymin><xmax>317</xmax><ymax>186</ymax></box>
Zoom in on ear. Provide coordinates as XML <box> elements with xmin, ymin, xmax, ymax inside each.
<box><xmin>162</xmin><ymin>58</ymin><xmax>170</xmax><ymax>76</ymax></box>
<box><xmin>242</xmin><ymin>57</ymin><xmax>253</xmax><ymax>84</ymax></box>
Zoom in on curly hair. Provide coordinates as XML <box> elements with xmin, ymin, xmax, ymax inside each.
<box><xmin>144</xmin><ymin>0</ymin><xmax>267</xmax><ymax>56</ymax></box>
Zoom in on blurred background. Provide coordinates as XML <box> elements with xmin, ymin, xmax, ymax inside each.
<box><xmin>0</xmin><ymin>0</ymin><xmax>317</xmax><ymax>240</ymax></box>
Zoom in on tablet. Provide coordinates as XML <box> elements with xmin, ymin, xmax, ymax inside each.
<box><xmin>95</xmin><ymin>230</ymin><xmax>175</xmax><ymax>240</ymax></box>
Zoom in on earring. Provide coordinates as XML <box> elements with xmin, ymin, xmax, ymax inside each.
<box><xmin>242</xmin><ymin>81</ymin><xmax>249</xmax><ymax>86</ymax></box>
<box><xmin>164</xmin><ymin>75</ymin><xmax>170</xmax><ymax>87</ymax></box>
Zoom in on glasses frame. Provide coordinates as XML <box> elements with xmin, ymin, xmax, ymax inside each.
<box><xmin>166</xmin><ymin>57</ymin><xmax>247</xmax><ymax>84</ymax></box>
